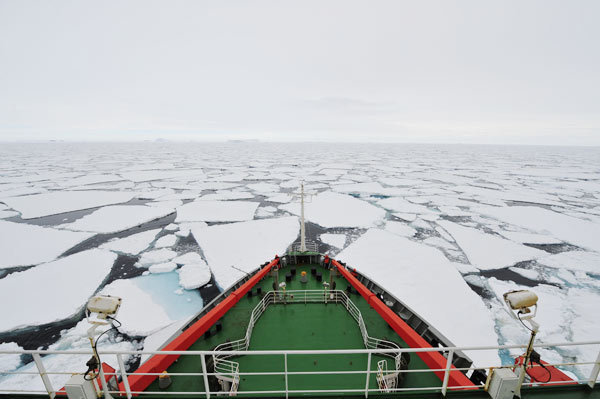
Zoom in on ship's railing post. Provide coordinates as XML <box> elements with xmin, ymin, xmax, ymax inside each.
<box><xmin>32</xmin><ymin>353</ymin><xmax>55</xmax><ymax>399</ymax></box>
<box><xmin>284</xmin><ymin>352</ymin><xmax>289</xmax><ymax>399</ymax></box>
<box><xmin>589</xmin><ymin>347</ymin><xmax>600</xmax><ymax>388</ymax></box>
<box><xmin>116</xmin><ymin>354</ymin><xmax>132</xmax><ymax>399</ymax></box>
<box><xmin>201</xmin><ymin>354</ymin><xmax>210</xmax><ymax>399</ymax></box>
<box><xmin>364</xmin><ymin>352</ymin><xmax>371</xmax><ymax>398</ymax></box>
<box><xmin>97</xmin><ymin>361</ymin><xmax>112</xmax><ymax>399</ymax></box>
<box><xmin>441</xmin><ymin>349</ymin><xmax>454</xmax><ymax>396</ymax></box>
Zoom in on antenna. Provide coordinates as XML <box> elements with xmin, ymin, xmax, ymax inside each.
<box><xmin>291</xmin><ymin>182</ymin><xmax>316</xmax><ymax>252</ymax></box>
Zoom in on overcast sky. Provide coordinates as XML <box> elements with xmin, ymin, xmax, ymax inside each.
<box><xmin>1</xmin><ymin>1</ymin><xmax>599</xmax><ymax>145</ymax></box>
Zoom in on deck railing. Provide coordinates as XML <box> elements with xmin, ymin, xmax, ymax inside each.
<box><xmin>0</xmin><ymin>340</ymin><xmax>599</xmax><ymax>399</ymax></box>
<box><xmin>211</xmin><ymin>290</ymin><xmax>402</xmax><ymax>393</ymax></box>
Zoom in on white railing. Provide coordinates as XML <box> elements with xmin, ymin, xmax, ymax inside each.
<box><xmin>0</xmin><ymin>341</ymin><xmax>599</xmax><ymax>399</ymax></box>
<box><xmin>212</xmin><ymin>290</ymin><xmax>402</xmax><ymax>393</ymax></box>
<box><xmin>289</xmin><ymin>241</ymin><xmax>319</xmax><ymax>253</ymax></box>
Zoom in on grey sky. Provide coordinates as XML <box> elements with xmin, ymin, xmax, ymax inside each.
<box><xmin>1</xmin><ymin>1</ymin><xmax>599</xmax><ymax>144</ymax></box>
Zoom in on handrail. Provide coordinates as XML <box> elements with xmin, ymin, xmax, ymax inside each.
<box><xmin>211</xmin><ymin>290</ymin><xmax>403</xmax><ymax>393</ymax></box>
<box><xmin>1</xmin><ymin>341</ymin><xmax>598</xmax><ymax>398</ymax></box>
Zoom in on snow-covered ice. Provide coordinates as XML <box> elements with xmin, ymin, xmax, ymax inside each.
<box><xmin>154</xmin><ymin>234</ymin><xmax>177</xmax><ymax>248</ymax></box>
<box><xmin>61</xmin><ymin>205</ymin><xmax>174</xmax><ymax>234</ymax></box>
<box><xmin>149</xmin><ymin>261</ymin><xmax>177</xmax><ymax>273</ymax></box>
<box><xmin>280</xmin><ymin>191</ymin><xmax>385</xmax><ymax>228</ymax></box>
<box><xmin>478</xmin><ymin>205</ymin><xmax>600</xmax><ymax>252</ymax></box>
<box><xmin>137</xmin><ymin>248</ymin><xmax>178</xmax><ymax>267</ymax></box>
<box><xmin>0</xmin><ymin>342</ymin><xmax>23</xmax><ymax>372</ymax></box>
<box><xmin>337</xmin><ymin>228</ymin><xmax>500</xmax><ymax>367</ymax></box>
<box><xmin>319</xmin><ymin>233</ymin><xmax>346</xmax><ymax>249</ymax></box>
<box><xmin>384</xmin><ymin>221</ymin><xmax>417</xmax><ymax>237</ymax></box>
<box><xmin>178</xmin><ymin>261</ymin><xmax>211</xmax><ymax>290</ymax></box>
<box><xmin>0</xmin><ymin>220</ymin><xmax>93</xmax><ymax>269</ymax></box>
<box><xmin>191</xmin><ymin>216</ymin><xmax>299</xmax><ymax>289</ymax></box>
<box><xmin>0</xmin><ymin>249</ymin><xmax>116</xmax><ymax>332</ymax></box>
<box><xmin>100</xmin><ymin>229</ymin><xmax>161</xmax><ymax>255</ymax></box>
<box><xmin>437</xmin><ymin>220</ymin><xmax>545</xmax><ymax>270</ymax></box>
<box><xmin>538</xmin><ymin>251</ymin><xmax>600</xmax><ymax>274</ymax></box>
<box><xmin>176</xmin><ymin>200</ymin><xmax>258</xmax><ymax>222</ymax></box>
<box><xmin>0</xmin><ymin>190</ymin><xmax>134</xmax><ymax>219</ymax></box>
<box><xmin>99</xmin><ymin>278</ymin><xmax>174</xmax><ymax>336</ymax></box>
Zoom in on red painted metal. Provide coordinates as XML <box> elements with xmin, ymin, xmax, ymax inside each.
<box><xmin>514</xmin><ymin>356</ymin><xmax>576</xmax><ymax>385</ymax></box>
<box><xmin>332</xmin><ymin>259</ymin><xmax>474</xmax><ymax>388</ymax></box>
<box><xmin>120</xmin><ymin>259</ymin><xmax>278</xmax><ymax>394</ymax></box>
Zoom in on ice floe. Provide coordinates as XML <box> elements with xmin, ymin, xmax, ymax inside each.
<box><xmin>437</xmin><ymin>220</ymin><xmax>545</xmax><ymax>270</ymax></box>
<box><xmin>1</xmin><ymin>190</ymin><xmax>134</xmax><ymax>219</ymax></box>
<box><xmin>191</xmin><ymin>216</ymin><xmax>299</xmax><ymax>289</ymax></box>
<box><xmin>384</xmin><ymin>221</ymin><xmax>417</xmax><ymax>237</ymax></box>
<box><xmin>319</xmin><ymin>233</ymin><xmax>346</xmax><ymax>249</ymax></box>
<box><xmin>176</xmin><ymin>200</ymin><xmax>258</xmax><ymax>222</ymax></box>
<box><xmin>337</xmin><ymin>229</ymin><xmax>500</xmax><ymax>367</ymax></box>
<box><xmin>61</xmin><ymin>205</ymin><xmax>174</xmax><ymax>234</ymax></box>
<box><xmin>99</xmin><ymin>279</ymin><xmax>174</xmax><ymax>336</ymax></box>
<box><xmin>0</xmin><ymin>220</ymin><xmax>93</xmax><ymax>269</ymax></box>
<box><xmin>0</xmin><ymin>342</ymin><xmax>23</xmax><ymax>372</ymax></box>
<box><xmin>280</xmin><ymin>191</ymin><xmax>385</xmax><ymax>228</ymax></box>
<box><xmin>478</xmin><ymin>205</ymin><xmax>600</xmax><ymax>252</ymax></box>
<box><xmin>137</xmin><ymin>248</ymin><xmax>178</xmax><ymax>267</ymax></box>
<box><xmin>154</xmin><ymin>234</ymin><xmax>177</xmax><ymax>248</ymax></box>
<box><xmin>377</xmin><ymin>197</ymin><xmax>435</xmax><ymax>214</ymax></box>
<box><xmin>149</xmin><ymin>261</ymin><xmax>177</xmax><ymax>274</ymax></box>
<box><xmin>178</xmin><ymin>261</ymin><xmax>211</xmax><ymax>290</ymax></box>
<box><xmin>0</xmin><ymin>249</ymin><xmax>116</xmax><ymax>332</ymax></box>
<box><xmin>538</xmin><ymin>250</ymin><xmax>600</xmax><ymax>274</ymax></box>
<box><xmin>100</xmin><ymin>229</ymin><xmax>161</xmax><ymax>255</ymax></box>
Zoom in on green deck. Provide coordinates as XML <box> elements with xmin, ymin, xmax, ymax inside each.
<box><xmin>141</xmin><ymin>262</ymin><xmax>440</xmax><ymax>397</ymax></box>
<box><xmin>132</xmin><ymin>262</ymin><xmax>600</xmax><ymax>399</ymax></box>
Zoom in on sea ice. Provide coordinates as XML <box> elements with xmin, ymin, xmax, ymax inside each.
<box><xmin>99</xmin><ymin>279</ymin><xmax>175</xmax><ymax>336</ymax></box>
<box><xmin>437</xmin><ymin>220</ymin><xmax>545</xmax><ymax>270</ymax></box>
<box><xmin>0</xmin><ymin>342</ymin><xmax>23</xmax><ymax>372</ymax></box>
<box><xmin>137</xmin><ymin>249</ymin><xmax>177</xmax><ymax>267</ymax></box>
<box><xmin>191</xmin><ymin>216</ymin><xmax>299</xmax><ymax>289</ymax></box>
<box><xmin>538</xmin><ymin>251</ymin><xmax>600</xmax><ymax>274</ymax></box>
<box><xmin>337</xmin><ymin>229</ymin><xmax>500</xmax><ymax>367</ymax></box>
<box><xmin>100</xmin><ymin>229</ymin><xmax>161</xmax><ymax>255</ymax></box>
<box><xmin>0</xmin><ymin>249</ymin><xmax>116</xmax><ymax>332</ymax></box>
<box><xmin>478</xmin><ymin>205</ymin><xmax>600</xmax><ymax>252</ymax></box>
<box><xmin>0</xmin><ymin>190</ymin><xmax>134</xmax><ymax>219</ymax></box>
<box><xmin>178</xmin><ymin>261</ymin><xmax>211</xmax><ymax>290</ymax></box>
<box><xmin>140</xmin><ymin>318</ymin><xmax>191</xmax><ymax>364</ymax></box>
<box><xmin>61</xmin><ymin>205</ymin><xmax>174</xmax><ymax>234</ymax></box>
<box><xmin>149</xmin><ymin>261</ymin><xmax>177</xmax><ymax>273</ymax></box>
<box><xmin>175</xmin><ymin>200</ymin><xmax>258</xmax><ymax>222</ymax></box>
<box><xmin>120</xmin><ymin>169</ymin><xmax>204</xmax><ymax>182</ymax></box>
<box><xmin>280</xmin><ymin>191</ymin><xmax>385</xmax><ymax>228</ymax></box>
<box><xmin>498</xmin><ymin>230</ymin><xmax>562</xmax><ymax>245</ymax></box>
<box><xmin>384</xmin><ymin>221</ymin><xmax>417</xmax><ymax>237</ymax></box>
<box><xmin>154</xmin><ymin>234</ymin><xmax>177</xmax><ymax>248</ymax></box>
<box><xmin>0</xmin><ymin>220</ymin><xmax>93</xmax><ymax>269</ymax></box>
<box><xmin>319</xmin><ymin>233</ymin><xmax>346</xmax><ymax>249</ymax></box>
<box><xmin>377</xmin><ymin>197</ymin><xmax>435</xmax><ymax>214</ymax></box>
<box><xmin>172</xmin><ymin>252</ymin><xmax>204</xmax><ymax>265</ymax></box>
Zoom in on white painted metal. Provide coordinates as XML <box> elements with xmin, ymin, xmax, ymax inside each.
<box><xmin>284</xmin><ymin>353</ymin><xmax>289</xmax><ymax>399</ymax></box>
<box><xmin>1</xmin><ymin>340</ymin><xmax>599</xmax><ymax>397</ymax></box>
<box><xmin>116</xmin><ymin>354</ymin><xmax>132</xmax><ymax>399</ymax></box>
<box><xmin>200</xmin><ymin>354</ymin><xmax>210</xmax><ymax>399</ymax></box>
<box><xmin>589</xmin><ymin>348</ymin><xmax>600</xmax><ymax>388</ymax></box>
<box><xmin>32</xmin><ymin>353</ymin><xmax>56</xmax><ymax>399</ymax></box>
<box><xmin>364</xmin><ymin>352</ymin><xmax>371</xmax><ymax>399</ymax></box>
<box><xmin>441</xmin><ymin>349</ymin><xmax>454</xmax><ymax>396</ymax></box>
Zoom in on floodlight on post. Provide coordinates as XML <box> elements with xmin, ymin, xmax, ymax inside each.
<box><xmin>85</xmin><ymin>295</ymin><xmax>122</xmax><ymax>399</ymax></box>
<box><xmin>503</xmin><ymin>290</ymin><xmax>539</xmax><ymax>398</ymax></box>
